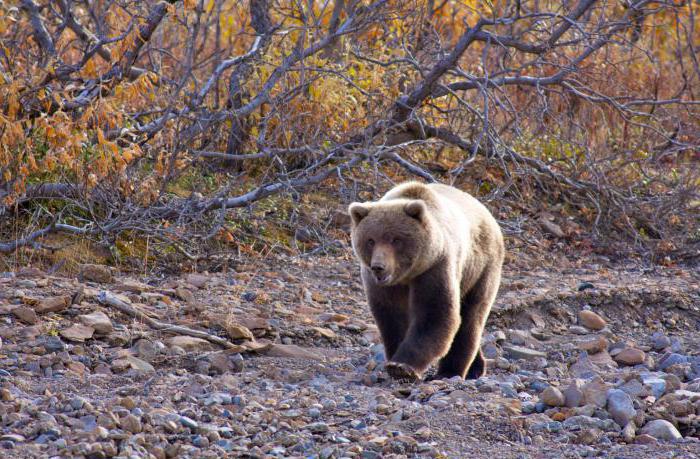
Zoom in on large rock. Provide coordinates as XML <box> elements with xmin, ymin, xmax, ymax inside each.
<box><xmin>578</xmin><ymin>310</ymin><xmax>606</xmax><ymax>331</ymax></box>
<box><xmin>79</xmin><ymin>311</ymin><xmax>113</xmax><ymax>334</ymax></box>
<box><xmin>640</xmin><ymin>419</ymin><xmax>682</xmax><ymax>441</ymax></box>
<box><xmin>607</xmin><ymin>389</ymin><xmax>636</xmax><ymax>427</ymax></box>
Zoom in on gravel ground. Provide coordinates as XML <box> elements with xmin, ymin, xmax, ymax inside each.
<box><xmin>0</xmin><ymin>251</ymin><xmax>698</xmax><ymax>458</ymax></box>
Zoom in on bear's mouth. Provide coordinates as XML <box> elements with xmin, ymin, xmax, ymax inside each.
<box><xmin>374</xmin><ymin>272</ymin><xmax>392</xmax><ymax>285</ymax></box>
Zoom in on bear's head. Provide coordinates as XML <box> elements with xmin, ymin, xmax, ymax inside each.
<box><xmin>348</xmin><ymin>199</ymin><xmax>440</xmax><ymax>285</ymax></box>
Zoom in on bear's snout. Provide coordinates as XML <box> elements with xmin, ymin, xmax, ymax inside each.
<box><xmin>370</xmin><ymin>245</ymin><xmax>395</xmax><ymax>284</ymax></box>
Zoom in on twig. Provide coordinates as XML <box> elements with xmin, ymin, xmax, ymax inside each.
<box><xmin>97</xmin><ymin>291</ymin><xmax>239</xmax><ymax>350</ymax></box>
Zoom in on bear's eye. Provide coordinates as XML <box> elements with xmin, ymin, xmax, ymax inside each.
<box><xmin>367</xmin><ymin>239</ymin><xmax>375</xmax><ymax>248</ymax></box>
<box><xmin>392</xmin><ymin>237</ymin><xmax>401</xmax><ymax>245</ymax></box>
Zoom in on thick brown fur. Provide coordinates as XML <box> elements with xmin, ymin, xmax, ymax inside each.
<box><xmin>349</xmin><ymin>182</ymin><xmax>504</xmax><ymax>380</ymax></box>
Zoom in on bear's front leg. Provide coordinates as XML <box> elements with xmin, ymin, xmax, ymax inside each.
<box><xmin>388</xmin><ymin>265</ymin><xmax>460</xmax><ymax>380</ymax></box>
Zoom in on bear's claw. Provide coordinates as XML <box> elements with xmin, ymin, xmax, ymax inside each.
<box><xmin>385</xmin><ymin>361</ymin><xmax>420</xmax><ymax>382</ymax></box>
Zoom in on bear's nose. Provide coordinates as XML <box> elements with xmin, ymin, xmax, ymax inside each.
<box><xmin>371</xmin><ymin>264</ymin><xmax>385</xmax><ymax>275</ymax></box>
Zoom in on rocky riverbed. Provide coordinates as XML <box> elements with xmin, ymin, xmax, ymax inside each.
<box><xmin>0</xmin><ymin>253</ymin><xmax>698</xmax><ymax>458</ymax></box>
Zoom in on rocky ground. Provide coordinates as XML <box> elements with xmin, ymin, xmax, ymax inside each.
<box><xmin>0</xmin><ymin>250</ymin><xmax>699</xmax><ymax>458</ymax></box>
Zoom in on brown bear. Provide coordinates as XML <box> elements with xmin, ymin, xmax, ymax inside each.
<box><xmin>349</xmin><ymin>181</ymin><xmax>504</xmax><ymax>381</ymax></box>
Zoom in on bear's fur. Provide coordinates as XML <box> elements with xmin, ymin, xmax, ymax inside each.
<box><xmin>349</xmin><ymin>181</ymin><xmax>504</xmax><ymax>381</ymax></box>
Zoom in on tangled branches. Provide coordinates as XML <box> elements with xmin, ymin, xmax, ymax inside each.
<box><xmin>1</xmin><ymin>0</ymin><xmax>698</xmax><ymax>263</ymax></box>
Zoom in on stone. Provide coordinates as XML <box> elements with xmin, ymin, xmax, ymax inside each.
<box><xmin>622</xmin><ymin>421</ymin><xmax>636</xmax><ymax>443</ymax></box>
<box><xmin>120</xmin><ymin>414</ymin><xmax>142</xmax><ymax>434</ymax></box>
<box><xmin>614</xmin><ymin>348</ymin><xmax>646</xmax><ymax>366</ymax></box>
<box><xmin>224</xmin><ymin>323</ymin><xmax>254</xmax><ymax>341</ymax></box>
<box><xmin>79</xmin><ymin>311</ymin><xmax>113</xmax><ymax>334</ymax></box>
<box><xmin>60</xmin><ymin>324</ymin><xmax>95</xmax><ymax>342</ymax></box>
<box><xmin>578</xmin><ymin>310</ymin><xmax>606</xmax><ymax>331</ymax></box>
<box><xmin>657</xmin><ymin>353</ymin><xmax>688</xmax><ymax>371</ymax></box>
<box><xmin>540</xmin><ymin>386</ymin><xmax>565</xmax><ymax>407</ymax></box>
<box><xmin>186</xmin><ymin>274</ymin><xmax>209</xmax><ymax>289</ymax></box>
<box><xmin>166</xmin><ymin>336</ymin><xmax>215</xmax><ymax>352</ymax></box>
<box><xmin>635</xmin><ymin>434</ymin><xmax>658</xmax><ymax>444</ymax></box>
<box><xmin>35</xmin><ymin>296</ymin><xmax>70</xmax><ymax>314</ymax></box>
<box><xmin>651</xmin><ymin>332</ymin><xmax>671</xmax><ymax>351</ymax></box>
<box><xmin>620</xmin><ymin>378</ymin><xmax>646</xmax><ymax>398</ymax></box>
<box><xmin>79</xmin><ymin>264</ymin><xmax>113</xmax><ymax>283</ymax></box>
<box><xmin>569</xmin><ymin>326</ymin><xmax>590</xmax><ymax>335</ymax></box>
<box><xmin>562</xmin><ymin>415</ymin><xmax>620</xmax><ymax>432</ymax></box>
<box><xmin>563</xmin><ymin>380</ymin><xmax>585</xmax><ymax>408</ymax></box>
<box><xmin>12</xmin><ymin>306</ymin><xmax>38</xmax><ymax>324</ymax></box>
<box><xmin>132</xmin><ymin>339</ymin><xmax>160</xmax><ymax>362</ymax></box>
<box><xmin>125</xmin><ymin>356</ymin><xmax>155</xmax><ymax>375</ymax></box>
<box><xmin>503</xmin><ymin>345</ymin><xmax>546</xmax><ymax>361</ymax></box>
<box><xmin>577</xmin><ymin>336</ymin><xmax>608</xmax><ymax>354</ymax></box>
<box><xmin>581</xmin><ymin>377</ymin><xmax>610</xmax><ymax>408</ymax></box>
<box><xmin>641</xmin><ymin>375</ymin><xmax>666</xmax><ymax>398</ymax></box>
<box><xmin>606</xmin><ymin>389</ymin><xmax>636</xmax><ymax>427</ymax></box>
<box><xmin>266</xmin><ymin>344</ymin><xmax>324</xmax><ymax>361</ymax></box>
<box><xmin>573</xmin><ymin>428</ymin><xmax>600</xmax><ymax>445</ymax></box>
<box><xmin>640</xmin><ymin>419</ymin><xmax>682</xmax><ymax>441</ymax></box>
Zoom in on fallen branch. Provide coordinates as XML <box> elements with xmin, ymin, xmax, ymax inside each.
<box><xmin>97</xmin><ymin>291</ymin><xmax>239</xmax><ymax>350</ymax></box>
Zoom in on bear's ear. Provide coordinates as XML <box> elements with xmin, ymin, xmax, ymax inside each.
<box><xmin>404</xmin><ymin>200</ymin><xmax>426</xmax><ymax>221</ymax></box>
<box><xmin>348</xmin><ymin>203</ymin><xmax>370</xmax><ymax>225</ymax></box>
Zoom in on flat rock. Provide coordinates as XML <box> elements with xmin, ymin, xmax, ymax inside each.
<box><xmin>60</xmin><ymin>324</ymin><xmax>95</xmax><ymax>342</ymax></box>
<box><xmin>640</xmin><ymin>419</ymin><xmax>682</xmax><ymax>441</ymax></box>
<box><xmin>503</xmin><ymin>345</ymin><xmax>546</xmax><ymax>361</ymax></box>
<box><xmin>166</xmin><ymin>336</ymin><xmax>215</xmax><ymax>352</ymax></box>
<box><xmin>265</xmin><ymin>344</ymin><xmax>324</xmax><ymax>361</ymax></box>
<box><xmin>578</xmin><ymin>310</ymin><xmax>606</xmax><ymax>331</ymax></box>
<box><xmin>79</xmin><ymin>311</ymin><xmax>113</xmax><ymax>334</ymax></box>
<box><xmin>12</xmin><ymin>306</ymin><xmax>38</xmax><ymax>324</ymax></box>
<box><xmin>34</xmin><ymin>295</ymin><xmax>70</xmax><ymax>314</ymax></box>
<box><xmin>577</xmin><ymin>336</ymin><xmax>608</xmax><ymax>354</ymax></box>
<box><xmin>614</xmin><ymin>348</ymin><xmax>646</xmax><ymax>366</ymax></box>
<box><xmin>79</xmin><ymin>264</ymin><xmax>113</xmax><ymax>283</ymax></box>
